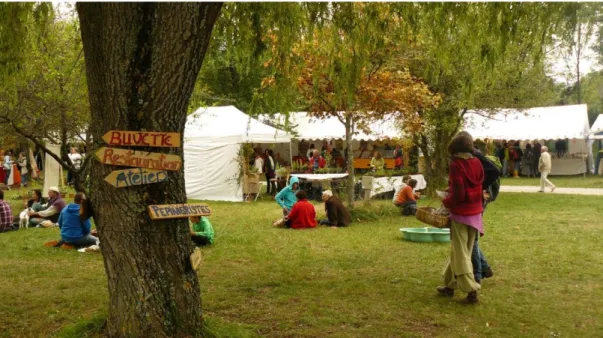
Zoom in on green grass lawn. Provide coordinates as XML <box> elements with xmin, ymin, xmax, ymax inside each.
<box><xmin>501</xmin><ymin>175</ymin><xmax>603</xmax><ymax>188</ymax></box>
<box><xmin>1</xmin><ymin>191</ymin><xmax>603</xmax><ymax>337</ymax></box>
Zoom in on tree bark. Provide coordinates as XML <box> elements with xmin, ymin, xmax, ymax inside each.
<box><xmin>345</xmin><ymin>113</ymin><xmax>355</xmax><ymax>208</ymax></box>
<box><xmin>77</xmin><ymin>3</ymin><xmax>221</xmax><ymax>337</ymax></box>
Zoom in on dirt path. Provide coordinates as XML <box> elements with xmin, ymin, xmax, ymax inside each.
<box><xmin>500</xmin><ymin>185</ymin><xmax>603</xmax><ymax>196</ymax></box>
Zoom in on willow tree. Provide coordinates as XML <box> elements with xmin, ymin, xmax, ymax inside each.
<box><xmin>291</xmin><ymin>23</ymin><xmax>439</xmax><ymax>207</ymax></box>
<box><xmin>390</xmin><ymin>2</ymin><xmax>578</xmax><ymax>193</ymax></box>
<box><xmin>76</xmin><ymin>3</ymin><xmax>221</xmax><ymax>336</ymax></box>
<box><xmin>0</xmin><ymin>7</ymin><xmax>91</xmax><ymax>191</ymax></box>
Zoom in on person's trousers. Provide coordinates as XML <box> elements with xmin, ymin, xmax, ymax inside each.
<box><xmin>540</xmin><ymin>171</ymin><xmax>554</xmax><ymax>191</ymax></box>
<box><xmin>319</xmin><ymin>218</ymin><xmax>331</xmax><ymax>226</ymax></box>
<box><xmin>4</xmin><ymin>168</ymin><xmax>10</xmax><ymax>184</ymax></box>
<box><xmin>594</xmin><ymin>152</ymin><xmax>603</xmax><ymax>175</ymax></box>
<box><xmin>21</xmin><ymin>173</ymin><xmax>29</xmax><ymax>185</ymax></box>
<box><xmin>400</xmin><ymin>201</ymin><xmax>417</xmax><ymax>216</ymax></box>
<box><xmin>65</xmin><ymin>234</ymin><xmax>98</xmax><ymax>247</ymax></box>
<box><xmin>192</xmin><ymin>235</ymin><xmax>211</xmax><ymax>246</ymax></box>
<box><xmin>443</xmin><ymin>220</ymin><xmax>481</xmax><ymax>293</ymax></box>
<box><xmin>502</xmin><ymin>159</ymin><xmax>509</xmax><ymax>177</ymax></box>
<box><xmin>471</xmin><ymin>238</ymin><xmax>491</xmax><ymax>282</ymax></box>
<box><xmin>266</xmin><ymin>174</ymin><xmax>276</xmax><ymax>195</ymax></box>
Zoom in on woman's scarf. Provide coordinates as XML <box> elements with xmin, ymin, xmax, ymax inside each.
<box><xmin>453</xmin><ymin>152</ymin><xmax>474</xmax><ymax>160</ymax></box>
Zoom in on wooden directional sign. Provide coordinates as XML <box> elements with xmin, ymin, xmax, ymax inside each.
<box><xmin>102</xmin><ymin>130</ymin><xmax>181</xmax><ymax>148</ymax></box>
<box><xmin>104</xmin><ymin>168</ymin><xmax>168</xmax><ymax>188</ymax></box>
<box><xmin>148</xmin><ymin>203</ymin><xmax>212</xmax><ymax>220</ymax></box>
<box><xmin>95</xmin><ymin>147</ymin><xmax>182</xmax><ymax>171</ymax></box>
<box><xmin>190</xmin><ymin>249</ymin><xmax>202</xmax><ymax>271</ymax></box>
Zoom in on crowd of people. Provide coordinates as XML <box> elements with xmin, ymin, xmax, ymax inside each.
<box><xmin>273</xmin><ymin>174</ymin><xmax>351</xmax><ymax>229</ymax></box>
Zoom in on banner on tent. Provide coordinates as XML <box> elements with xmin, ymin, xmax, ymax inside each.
<box><xmin>148</xmin><ymin>203</ymin><xmax>211</xmax><ymax>220</ymax></box>
<box><xmin>104</xmin><ymin>168</ymin><xmax>168</xmax><ymax>188</ymax></box>
<box><xmin>102</xmin><ymin>130</ymin><xmax>181</xmax><ymax>148</ymax></box>
<box><xmin>95</xmin><ymin>147</ymin><xmax>182</xmax><ymax>171</ymax></box>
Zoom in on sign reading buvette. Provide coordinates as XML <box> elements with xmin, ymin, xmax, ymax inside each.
<box><xmin>104</xmin><ymin>168</ymin><xmax>168</xmax><ymax>188</ymax></box>
<box><xmin>102</xmin><ymin>130</ymin><xmax>181</xmax><ymax>148</ymax></box>
<box><xmin>148</xmin><ymin>203</ymin><xmax>212</xmax><ymax>220</ymax></box>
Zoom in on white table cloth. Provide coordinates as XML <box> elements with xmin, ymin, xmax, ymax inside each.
<box><xmin>290</xmin><ymin>173</ymin><xmax>349</xmax><ymax>181</ymax></box>
<box><xmin>365</xmin><ymin>174</ymin><xmax>427</xmax><ymax>198</ymax></box>
<box><xmin>549</xmin><ymin>158</ymin><xmax>587</xmax><ymax>175</ymax></box>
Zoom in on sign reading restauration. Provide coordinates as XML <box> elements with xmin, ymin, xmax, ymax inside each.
<box><xmin>95</xmin><ymin>147</ymin><xmax>182</xmax><ymax>171</ymax></box>
<box><xmin>102</xmin><ymin>130</ymin><xmax>181</xmax><ymax>148</ymax></box>
<box><xmin>148</xmin><ymin>203</ymin><xmax>212</xmax><ymax>220</ymax></box>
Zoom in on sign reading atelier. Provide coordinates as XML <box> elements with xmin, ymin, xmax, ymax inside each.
<box><xmin>95</xmin><ymin>147</ymin><xmax>182</xmax><ymax>171</ymax></box>
<box><xmin>147</xmin><ymin>203</ymin><xmax>212</xmax><ymax>220</ymax></box>
<box><xmin>102</xmin><ymin>130</ymin><xmax>181</xmax><ymax>148</ymax></box>
<box><xmin>104</xmin><ymin>168</ymin><xmax>168</xmax><ymax>188</ymax></box>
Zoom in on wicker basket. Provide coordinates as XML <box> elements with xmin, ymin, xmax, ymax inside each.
<box><xmin>415</xmin><ymin>201</ymin><xmax>450</xmax><ymax>228</ymax></box>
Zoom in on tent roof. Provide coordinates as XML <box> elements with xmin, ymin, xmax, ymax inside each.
<box><xmin>263</xmin><ymin>112</ymin><xmax>400</xmax><ymax>141</ymax></box>
<box><xmin>589</xmin><ymin>114</ymin><xmax>603</xmax><ymax>140</ymax></box>
<box><xmin>184</xmin><ymin>106</ymin><xmax>291</xmax><ymax>144</ymax></box>
<box><xmin>463</xmin><ymin>104</ymin><xmax>590</xmax><ymax>141</ymax></box>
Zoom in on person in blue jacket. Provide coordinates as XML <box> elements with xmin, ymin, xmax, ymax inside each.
<box><xmin>57</xmin><ymin>193</ymin><xmax>98</xmax><ymax>247</ymax></box>
<box><xmin>275</xmin><ymin>176</ymin><xmax>300</xmax><ymax>217</ymax></box>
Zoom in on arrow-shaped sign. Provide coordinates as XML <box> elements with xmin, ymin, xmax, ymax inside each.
<box><xmin>104</xmin><ymin>168</ymin><xmax>168</xmax><ymax>188</ymax></box>
<box><xmin>102</xmin><ymin>130</ymin><xmax>181</xmax><ymax>148</ymax></box>
<box><xmin>95</xmin><ymin>147</ymin><xmax>182</xmax><ymax>171</ymax></box>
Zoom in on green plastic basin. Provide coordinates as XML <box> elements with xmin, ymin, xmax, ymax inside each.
<box><xmin>400</xmin><ymin>227</ymin><xmax>450</xmax><ymax>243</ymax></box>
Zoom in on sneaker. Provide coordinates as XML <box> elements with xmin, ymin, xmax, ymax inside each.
<box><xmin>538</xmin><ymin>190</ymin><xmax>545</xmax><ymax>193</ymax></box>
<box><xmin>551</xmin><ymin>186</ymin><xmax>556</xmax><ymax>192</ymax></box>
<box><xmin>437</xmin><ymin>286</ymin><xmax>455</xmax><ymax>297</ymax></box>
<box><xmin>483</xmin><ymin>268</ymin><xmax>494</xmax><ymax>279</ymax></box>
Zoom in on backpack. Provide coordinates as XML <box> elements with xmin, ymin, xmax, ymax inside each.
<box><xmin>484</xmin><ymin>155</ymin><xmax>502</xmax><ymax>202</ymax></box>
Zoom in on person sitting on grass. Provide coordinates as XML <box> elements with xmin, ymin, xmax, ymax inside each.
<box><xmin>281</xmin><ymin>190</ymin><xmax>316</xmax><ymax>229</ymax></box>
<box><xmin>0</xmin><ymin>190</ymin><xmax>16</xmax><ymax>233</ymax></box>
<box><xmin>54</xmin><ymin>192</ymin><xmax>98</xmax><ymax>247</ymax></box>
<box><xmin>275</xmin><ymin>176</ymin><xmax>300</xmax><ymax>217</ymax></box>
<box><xmin>319</xmin><ymin>190</ymin><xmax>351</xmax><ymax>227</ymax></box>
<box><xmin>394</xmin><ymin>179</ymin><xmax>420</xmax><ymax>216</ymax></box>
<box><xmin>28</xmin><ymin>186</ymin><xmax>65</xmax><ymax>228</ymax></box>
<box><xmin>392</xmin><ymin>175</ymin><xmax>412</xmax><ymax>205</ymax></box>
<box><xmin>190</xmin><ymin>215</ymin><xmax>214</xmax><ymax>247</ymax></box>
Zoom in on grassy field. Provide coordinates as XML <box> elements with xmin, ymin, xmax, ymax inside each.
<box><xmin>1</xmin><ymin>186</ymin><xmax>603</xmax><ymax>337</ymax></box>
<box><xmin>500</xmin><ymin>175</ymin><xmax>603</xmax><ymax>188</ymax></box>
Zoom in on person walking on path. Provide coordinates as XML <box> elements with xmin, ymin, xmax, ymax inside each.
<box><xmin>538</xmin><ymin>146</ymin><xmax>556</xmax><ymax>193</ymax></box>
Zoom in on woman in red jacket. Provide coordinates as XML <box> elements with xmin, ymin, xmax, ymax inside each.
<box><xmin>286</xmin><ymin>190</ymin><xmax>317</xmax><ymax>229</ymax></box>
<box><xmin>437</xmin><ymin>131</ymin><xmax>484</xmax><ymax>304</ymax></box>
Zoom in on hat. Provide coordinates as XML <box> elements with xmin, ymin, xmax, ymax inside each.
<box><xmin>48</xmin><ymin>186</ymin><xmax>60</xmax><ymax>193</ymax></box>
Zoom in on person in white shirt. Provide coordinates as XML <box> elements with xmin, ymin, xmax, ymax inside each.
<box><xmin>306</xmin><ymin>144</ymin><xmax>315</xmax><ymax>160</ymax></box>
<box><xmin>538</xmin><ymin>146</ymin><xmax>556</xmax><ymax>193</ymax></box>
<box><xmin>3</xmin><ymin>151</ymin><xmax>12</xmax><ymax>185</ymax></box>
<box><xmin>254</xmin><ymin>151</ymin><xmax>264</xmax><ymax>174</ymax></box>
<box><xmin>67</xmin><ymin>147</ymin><xmax>82</xmax><ymax>185</ymax></box>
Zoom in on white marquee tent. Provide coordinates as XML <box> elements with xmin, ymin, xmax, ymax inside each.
<box><xmin>184</xmin><ymin>106</ymin><xmax>291</xmax><ymax>202</ymax></box>
<box><xmin>589</xmin><ymin>114</ymin><xmax>603</xmax><ymax>140</ymax></box>
<box><xmin>464</xmin><ymin>104</ymin><xmax>591</xmax><ymax>142</ymax></box>
<box><xmin>264</xmin><ymin>112</ymin><xmax>400</xmax><ymax>141</ymax></box>
<box><xmin>464</xmin><ymin>104</ymin><xmax>592</xmax><ymax>175</ymax></box>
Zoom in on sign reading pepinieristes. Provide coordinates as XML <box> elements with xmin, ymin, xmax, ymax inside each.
<box><xmin>147</xmin><ymin>203</ymin><xmax>212</xmax><ymax>220</ymax></box>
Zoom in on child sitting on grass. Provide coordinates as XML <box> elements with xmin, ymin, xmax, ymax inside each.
<box><xmin>190</xmin><ymin>215</ymin><xmax>214</xmax><ymax>247</ymax></box>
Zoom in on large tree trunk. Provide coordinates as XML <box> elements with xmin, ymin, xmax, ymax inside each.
<box><xmin>345</xmin><ymin>114</ymin><xmax>355</xmax><ymax>208</ymax></box>
<box><xmin>77</xmin><ymin>3</ymin><xmax>221</xmax><ymax>336</ymax></box>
